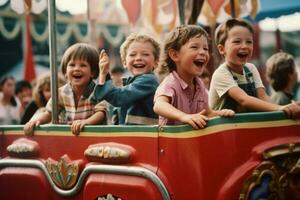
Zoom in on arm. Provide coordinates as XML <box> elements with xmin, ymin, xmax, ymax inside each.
<box><xmin>227</xmin><ymin>86</ymin><xmax>282</xmax><ymax>111</ymax></box>
<box><xmin>94</xmin><ymin>74</ymin><xmax>158</xmax><ymax>107</ymax></box>
<box><xmin>153</xmin><ymin>95</ymin><xmax>208</xmax><ymax>129</ymax></box>
<box><xmin>71</xmin><ymin>110</ymin><xmax>106</xmax><ymax>135</ymax></box>
<box><xmin>24</xmin><ymin>110</ymin><xmax>51</xmax><ymax>136</ymax></box>
<box><xmin>256</xmin><ymin>87</ymin><xmax>272</xmax><ymax>102</ymax></box>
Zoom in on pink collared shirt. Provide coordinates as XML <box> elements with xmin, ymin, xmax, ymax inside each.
<box><xmin>154</xmin><ymin>71</ymin><xmax>209</xmax><ymax>126</ymax></box>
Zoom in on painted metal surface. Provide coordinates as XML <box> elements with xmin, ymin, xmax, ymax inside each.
<box><xmin>1</xmin><ymin>112</ymin><xmax>300</xmax><ymax>199</ymax></box>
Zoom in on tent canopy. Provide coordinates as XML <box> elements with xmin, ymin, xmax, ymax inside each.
<box><xmin>256</xmin><ymin>0</ymin><xmax>300</xmax><ymax>21</ymax></box>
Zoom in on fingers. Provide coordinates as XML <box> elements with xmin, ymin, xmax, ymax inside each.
<box><xmin>71</xmin><ymin>120</ymin><xmax>85</xmax><ymax>135</ymax></box>
<box><xmin>24</xmin><ymin>121</ymin><xmax>39</xmax><ymax>136</ymax></box>
<box><xmin>220</xmin><ymin>109</ymin><xmax>235</xmax><ymax>117</ymax></box>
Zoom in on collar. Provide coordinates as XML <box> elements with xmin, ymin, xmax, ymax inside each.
<box><xmin>171</xmin><ymin>71</ymin><xmax>202</xmax><ymax>90</ymax></box>
<box><xmin>63</xmin><ymin>79</ymin><xmax>95</xmax><ymax>98</ymax></box>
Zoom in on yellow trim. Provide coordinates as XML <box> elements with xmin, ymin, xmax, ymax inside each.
<box><xmin>3</xmin><ymin>130</ymin><xmax>158</xmax><ymax>138</ymax></box>
<box><xmin>159</xmin><ymin>119</ymin><xmax>300</xmax><ymax>138</ymax></box>
<box><xmin>3</xmin><ymin>119</ymin><xmax>300</xmax><ymax>138</ymax></box>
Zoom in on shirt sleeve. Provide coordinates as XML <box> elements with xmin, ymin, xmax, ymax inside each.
<box><xmin>211</xmin><ymin>65</ymin><xmax>238</xmax><ymax>98</ymax></box>
<box><xmin>154</xmin><ymin>78</ymin><xmax>176</xmax><ymax>105</ymax></box>
<box><xmin>93</xmin><ymin>74</ymin><xmax>158</xmax><ymax>107</ymax></box>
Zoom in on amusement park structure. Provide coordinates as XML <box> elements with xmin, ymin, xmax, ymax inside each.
<box><xmin>1</xmin><ymin>0</ymin><xmax>300</xmax><ymax>199</ymax></box>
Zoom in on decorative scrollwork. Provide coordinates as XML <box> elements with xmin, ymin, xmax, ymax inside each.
<box><xmin>240</xmin><ymin>142</ymin><xmax>300</xmax><ymax>200</ymax></box>
<box><xmin>45</xmin><ymin>155</ymin><xmax>80</xmax><ymax>189</ymax></box>
<box><xmin>84</xmin><ymin>143</ymin><xmax>134</xmax><ymax>164</ymax></box>
<box><xmin>96</xmin><ymin>193</ymin><xmax>122</xmax><ymax>200</ymax></box>
<box><xmin>6</xmin><ymin>138</ymin><xmax>39</xmax><ymax>157</ymax></box>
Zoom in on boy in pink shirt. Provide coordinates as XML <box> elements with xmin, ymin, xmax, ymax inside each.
<box><xmin>154</xmin><ymin>25</ymin><xmax>234</xmax><ymax>129</ymax></box>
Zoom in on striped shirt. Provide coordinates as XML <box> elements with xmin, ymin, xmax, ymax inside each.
<box><xmin>46</xmin><ymin>81</ymin><xmax>106</xmax><ymax>124</ymax></box>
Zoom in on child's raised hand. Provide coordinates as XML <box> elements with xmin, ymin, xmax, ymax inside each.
<box><xmin>24</xmin><ymin>120</ymin><xmax>40</xmax><ymax>136</ymax></box>
<box><xmin>180</xmin><ymin>109</ymin><xmax>208</xmax><ymax>129</ymax></box>
<box><xmin>99</xmin><ymin>49</ymin><xmax>110</xmax><ymax>76</ymax></box>
<box><xmin>218</xmin><ymin>109</ymin><xmax>235</xmax><ymax>117</ymax></box>
<box><xmin>71</xmin><ymin>120</ymin><xmax>87</xmax><ymax>135</ymax></box>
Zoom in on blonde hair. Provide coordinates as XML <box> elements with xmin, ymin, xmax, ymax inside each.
<box><xmin>33</xmin><ymin>73</ymin><xmax>66</xmax><ymax>107</ymax></box>
<box><xmin>120</xmin><ymin>33</ymin><xmax>160</xmax><ymax>64</ymax></box>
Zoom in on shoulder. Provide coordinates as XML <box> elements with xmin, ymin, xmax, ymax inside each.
<box><xmin>211</xmin><ymin>64</ymin><xmax>232</xmax><ymax>81</ymax></box>
<box><xmin>245</xmin><ymin>63</ymin><xmax>259</xmax><ymax>73</ymax></box>
<box><xmin>132</xmin><ymin>73</ymin><xmax>158</xmax><ymax>85</ymax></box>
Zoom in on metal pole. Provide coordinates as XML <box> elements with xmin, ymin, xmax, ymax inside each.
<box><xmin>48</xmin><ymin>0</ymin><xmax>59</xmax><ymax>123</ymax></box>
<box><xmin>230</xmin><ymin>0</ymin><xmax>236</xmax><ymax>18</ymax></box>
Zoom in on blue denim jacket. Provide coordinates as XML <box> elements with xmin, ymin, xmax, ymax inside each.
<box><xmin>92</xmin><ymin>73</ymin><xmax>158</xmax><ymax>125</ymax></box>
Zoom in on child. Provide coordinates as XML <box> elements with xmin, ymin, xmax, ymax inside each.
<box><xmin>266</xmin><ymin>52</ymin><xmax>298</xmax><ymax>105</ymax></box>
<box><xmin>93</xmin><ymin>34</ymin><xmax>160</xmax><ymax>125</ymax></box>
<box><xmin>153</xmin><ymin>25</ymin><xmax>234</xmax><ymax>130</ymax></box>
<box><xmin>15</xmin><ymin>80</ymin><xmax>32</xmax><ymax>117</ymax></box>
<box><xmin>0</xmin><ymin>75</ymin><xmax>20</xmax><ymax>125</ymax></box>
<box><xmin>209</xmin><ymin>18</ymin><xmax>300</xmax><ymax>118</ymax></box>
<box><xmin>20</xmin><ymin>73</ymin><xmax>66</xmax><ymax>124</ymax></box>
<box><xmin>24</xmin><ymin>43</ymin><xmax>107</xmax><ymax>135</ymax></box>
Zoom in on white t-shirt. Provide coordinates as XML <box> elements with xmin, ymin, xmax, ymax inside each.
<box><xmin>209</xmin><ymin>63</ymin><xmax>264</xmax><ymax>110</ymax></box>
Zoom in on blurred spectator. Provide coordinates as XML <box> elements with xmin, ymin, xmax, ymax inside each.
<box><xmin>110</xmin><ymin>66</ymin><xmax>125</xmax><ymax>87</ymax></box>
<box><xmin>15</xmin><ymin>80</ymin><xmax>32</xmax><ymax>117</ymax></box>
<box><xmin>266</xmin><ymin>52</ymin><xmax>298</xmax><ymax>105</ymax></box>
<box><xmin>20</xmin><ymin>73</ymin><xmax>66</xmax><ymax>124</ymax></box>
<box><xmin>0</xmin><ymin>75</ymin><xmax>20</xmax><ymax>124</ymax></box>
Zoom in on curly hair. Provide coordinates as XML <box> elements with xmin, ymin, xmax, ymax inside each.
<box><xmin>159</xmin><ymin>25</ymin><xmax>209</xmax><ymax>73</ymax></box>
<box><xmin>120</xmin><ymin>33</ymin><xmax>160</xmax><ymax>64</ymax></box>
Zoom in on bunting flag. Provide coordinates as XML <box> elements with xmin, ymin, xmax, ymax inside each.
<box><xmin>24</xmin><ymin>14</ymin><xmax>36</xmax><ymax>82</ymax></box>
<box><xmin>224</xmin><ymin>0</ymin><xmax>260</xmax><ymax>19</ymax></box>
<box><xmin>121</xmin><ymin>0</ymin><xmax>141</xmax><ymax>25</ymax></box>
<box><xmin>143</xmin><ymin>0</ymin><xmax>177</xmax><ymax>35</ymax></box>
<box><xmin>207</xmin><ymin>0</ymin><xmax>225</xmax><ymax>15</ymax></box>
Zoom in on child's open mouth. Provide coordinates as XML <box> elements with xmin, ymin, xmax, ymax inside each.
<box><xmin>73</xmin><ymin>74</ymin><xmax>83</xmax><ymax>80</ymax></box>
<box><xmin>193</xmin><ymin>59</ymin><xmax>206</xmax><ymax>68</ymax></box>
<box><xmin>237</xmin><ymin>52</ymin><xmax>248</xmax><ymax>59</ymax></box>
<box><xmin>133</xmin><ymin>64</ymin><xmax>146</xmax><ymax>68</ymax></box>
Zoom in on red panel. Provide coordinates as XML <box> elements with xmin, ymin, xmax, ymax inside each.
<box><xmin>0</xmin><ymin>168</ymin><xmax>50</xmax><ymax>200</ymax></box>
<box><xmin>83</xmin><ymin>174</ymin><xmax>163</xmax><ymax>200</ymax></box>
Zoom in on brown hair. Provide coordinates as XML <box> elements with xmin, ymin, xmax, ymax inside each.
<box><xmin>120</xmin><ymin>33</ymin><xmax>160</xmax><ymax>64</ymax></box>
<box><xmin>60</xmin><ymin>43</ymin><xmax>99</xmax><ymax>79</ymax></box>
<box><xmin>215</xmin><ymin>18</ymin><xmax>254</xmax><ymax>46</ymax></box>
<box><xmin>266</xmin><ymin>52</ymin><xmax>295</xmax><ymax>91</ymax></box>
<box><xmin>160</xmin><ymin>25</ymin><xmax>209</xmax><ymax>73</ymax></box>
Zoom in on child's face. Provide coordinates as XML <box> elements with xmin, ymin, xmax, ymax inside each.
<box><xmin>171</xmin><ymin>35</ymin><xmax>209</xmax><ymax>80</ymax></box>
<box><xmin>65</xmin><ymin>58</ymin><xmax>93</xmax><ymax>89</ymax></box>
<box><xmin>123</xmin><ymin>41</ymin><xmax>157</xmax><ymax>76</ymax></box>
<box><xmin>17</xmin><ymin>87</ymin><xmax>32</xmax><ymax>107</ymax></box>
<box><xmin>1</xmin><ymin>78</ymin><xmax>15</xmax><ymax>97</ymax></box>
<box><xmin>218</xmin><ymin>26</ymin><xmax>253</xmax><ymax>69</ymax></box>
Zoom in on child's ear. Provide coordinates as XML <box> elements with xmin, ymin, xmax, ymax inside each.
<box><xmin>217</xmin><ymin>44</ymin><xmax>225</xmax><ymax>56</ymax></box>
<box><xmin>122</xmin><ymin>60</ymin><xmax>127</xmax><ymax>69</ymax></box>
<box><xmin>168</xmin><ymin>49</ymin><xmax>179</xmax><ymax>62</ymax></box>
